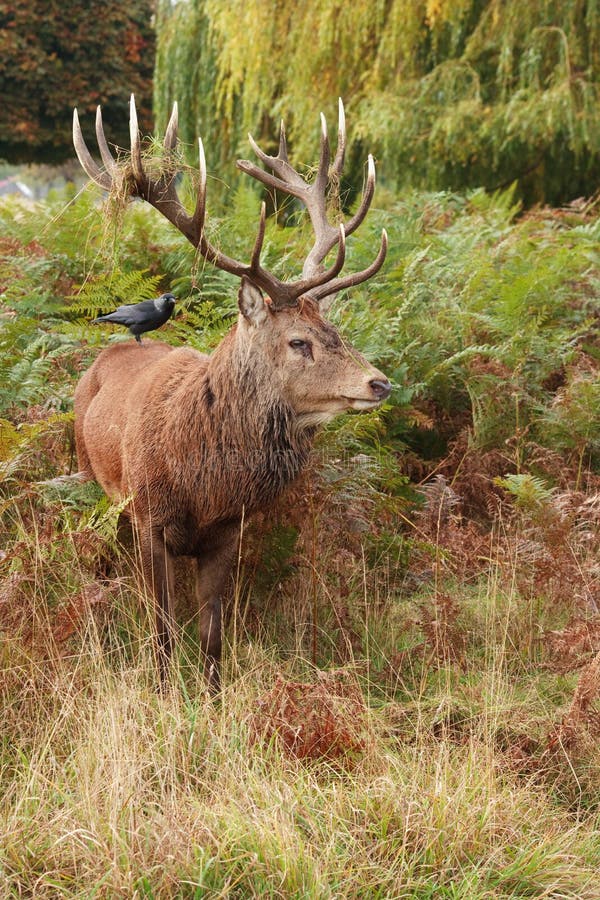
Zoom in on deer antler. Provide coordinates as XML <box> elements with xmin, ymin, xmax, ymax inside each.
<box><xmin>73</xmin><ymin>95</ymin><xmax>387</xmax><ymax>309</ymax></box>
<box><xmin>238</xmin><ymin>98</ymin><xmax>387</xmax><ymax>301</ymax></box>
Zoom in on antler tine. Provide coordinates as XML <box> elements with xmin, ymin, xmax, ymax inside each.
<box><xmin>331</xmin><ymin>98</ymin><xmax>346</xmax><ymax>180</ymax></box>
<box><xmin>278</xmin><ymin>120</ymin><xmax>289</xmax><ymax>162</ymax></box>
<box><xmin>237</xmin><ymin>155</ymin><xmax>292</xmax><ymax>196</ymax></box>
<box><xmin>164</xmin><ymin>101</ymin><xmax>179</xmax><ymax>151</ymax></box>
<box><xmin>129</xmin><ymin>94</ymin><xmax>145</xmax><ymax>184</ymax></box>
<box><xmin>270</xmin><ymin>224</ymin><xmax>347</xmax><ymax>310</ymax></box>
<box><xmin>310</xmin><ymin>228</ymin><xmax>388</xmax><ymax>303</ymax></box>
<box><xmin>344</xmin><ymin>154</ymin><xmax>376</xmax><ymax>238</ymax></box>
<box><xmin>314</xmin><ymin>113</ymin><xmax>330</xmax><ymax>196</ymax></box>
<box><xmin>250</xmin><ymin>202</ymin><xmax>267</xmax><ymax>271</ymax></box>
<box><xmin>241</xmin><ymin>133</ymin><xmax>306</xmax><ymax>192</ymax></box>
<box><xmin>95</xmin><ymin>106</ymin><xmax>117</xmax><ymax>175</ymax></box>
<box><xmin>73</xmin><ymin>108</ymin><xmax>112</xmax><ymax>190</ymax></box>
<box><xmin>305</xmin><ymin>221</ymin><xmax>346</xmax><ymax>290</ymax></box>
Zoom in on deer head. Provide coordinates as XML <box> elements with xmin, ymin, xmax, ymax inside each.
<box><xmin>231</xmin><ymin>277</ymin><xmax>389</xmax><ymax>430</ymax></box>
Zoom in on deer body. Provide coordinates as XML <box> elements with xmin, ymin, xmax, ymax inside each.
<box><xmin>72</xmin><ymin>97</ymin><xmax>391</xmax><ymax>687</ymax></box>
<box><xmin>75</xmin><ymin>287</ymin><xmax>388</xmax><ymax>685</ymax></box>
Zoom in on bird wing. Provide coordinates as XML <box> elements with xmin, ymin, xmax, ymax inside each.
<box><xmin>94</xmin><ymin>299</ymin><xmax>157</xmax><ymax>326</ymax></box>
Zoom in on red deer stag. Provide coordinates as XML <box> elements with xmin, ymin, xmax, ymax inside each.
<box><xmin>72</xmin><ymin>96</ymin><xmax>391</xmax><ymax>688</ymax></box>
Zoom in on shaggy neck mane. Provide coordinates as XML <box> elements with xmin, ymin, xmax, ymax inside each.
<box><xmin>178</xmin><ymin>327</ymin><xmax>315</xmax><ymax>518</ymax></box>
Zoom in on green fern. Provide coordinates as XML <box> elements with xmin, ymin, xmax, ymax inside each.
<box><xmin>0</xmin><ymin>413</ymin><xmax>73</xmax><ymax>481</ymax></box>
<box><xmin>494</xmin><ymin>473</ymin><xmax>555</xmax><ymax>510</ymax></box>
<box><xmin>66</xmin><ymin>269</ymin><xmax>165</xmax><ymax>320</ymax></box>
<box><xmin>80</xmin><ymin>494</ymin><xmax>131</xmax><ymax>544</ymax></box>
<box><xmin>0</xmin><ymin>331</ymin><xmax>67</xmax><ymax>414</ymax></box>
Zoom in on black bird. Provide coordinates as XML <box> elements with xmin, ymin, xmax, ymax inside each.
<box><xmin>93</xmin><ymin>293</ymin><xmax>176</xmax><ymax>343</ymax></box>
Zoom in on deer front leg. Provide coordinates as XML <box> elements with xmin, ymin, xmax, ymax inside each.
<box><xmin>194</xmin><ymin>531</ymin><xmax>239</xmax><ymax>692</ymax></box>
<box><xmin>136</xmin><ymin>524</ymin><xmax>175</xmax><ymax>686</ymax></box>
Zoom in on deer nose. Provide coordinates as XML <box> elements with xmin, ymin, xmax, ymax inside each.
<box><xmin>369</xmin><ymin>378</ymin><xmax>392</xmax><ymax>400</ymax></box>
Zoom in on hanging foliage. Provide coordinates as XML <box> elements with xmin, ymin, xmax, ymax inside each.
<box><xmin>154</xmin><ymin>0</ymin><xmax>600</xmax><ymax>205</ymax></box>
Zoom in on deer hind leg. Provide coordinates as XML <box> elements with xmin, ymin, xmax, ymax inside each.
<box><xmin>137</xmin><ymin>524</ymin><xmax>176</xmax><ymax>687</ymax></box>
<box><xmin>194</xmin><ymin>533</ymin><xmax>238</xmax><ymax>692</ymax></box>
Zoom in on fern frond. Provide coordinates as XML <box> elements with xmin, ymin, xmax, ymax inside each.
<box><xmin>66</xmin><ymin>270</ymin><xmax>164</xmax><ymax>319</ymax></box>
<box><xmin>495</xmin><ymin>473</ymin><xmax>556</xmax><ymax>509</ymax></box>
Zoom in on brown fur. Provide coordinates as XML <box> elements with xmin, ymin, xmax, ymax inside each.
<box><xmin>75</xmin><ymin>282</ymin><xmax>389</xmax><ymax>687</ymax></box>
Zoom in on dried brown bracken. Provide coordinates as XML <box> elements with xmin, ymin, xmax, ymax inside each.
<box><xmin>542</xmin><ymin>617</ymin><xmax>600</xmax><ymax>674</ymax></box>
<box><xmin>50</xmin><ymin>581</ymin><xmax>112</xmax><ymax>644</ymax></box>
<box><xmin>416</xmin><ymin>474</ymin><xmax>460</xmax><ymax>532</ymax></box>
<box><xmin>417</xmin><ymin>592</ymin><xmax>466</xmax><ymax>668</ymax></box>
<box><xmin>547</xmin><ymin>649</ymin><xmax>600</xmax><ymax>752</ymax></box>
<box><xmin>249</xmin><ymin>669</ymin><xmax>372</xmax><ymax>764</ymax></box>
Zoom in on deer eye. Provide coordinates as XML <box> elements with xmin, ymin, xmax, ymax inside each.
<box><xmin>288</xmin><ymin>338</ymin><xmax>313</xmax><ymax>359</ymax></box>
<box><xmin>289</xmin><ymin>338</ymin><xmax>313</xmax><ymax>359</ymax></box>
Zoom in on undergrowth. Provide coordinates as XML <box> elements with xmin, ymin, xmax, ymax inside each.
<box><xmin>0</xmin><ymin>182</ymin><xmax>599</xmax><ymax>896</ymax></box>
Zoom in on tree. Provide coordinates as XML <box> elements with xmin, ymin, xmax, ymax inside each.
<box><xmin>0</xmin><ymin>0</ymin><xmax>155</xmax><ymax>164</ymax></box>
<box><xmin>154</xmin><ymin>0</ymin><xmax>600</xmax><ymax>205</ymax></box>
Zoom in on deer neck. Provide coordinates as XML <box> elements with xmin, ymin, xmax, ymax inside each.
<box><xmin>192</xmin><ymin>328</ymin><xmax>315</xmax><ymax>508</ymax></box>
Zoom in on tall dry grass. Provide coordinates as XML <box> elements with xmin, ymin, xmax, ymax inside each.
<box><xmin>1</xmin><ymin>522</ymin><xmax>600</xmax><ymax>898</ymax></box>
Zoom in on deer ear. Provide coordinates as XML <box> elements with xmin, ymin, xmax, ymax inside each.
<box><xmin>238</xmin><ymin>277</ymin><xmax>269</xmax><ymax>326</ymax></box>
